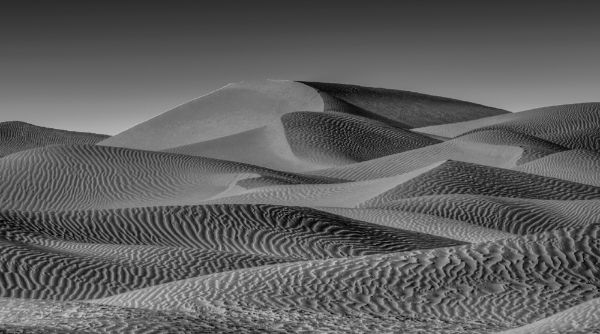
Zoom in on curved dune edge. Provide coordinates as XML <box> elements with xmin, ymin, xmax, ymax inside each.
<box><xmin>99</xmin><ymin>80</ymin><xmax>325</xmax><ymax>151</ymax></box>
<box><xmin>202</xmin><ymin>162</ymin><xmax>443</xmax><ymax>207</ymax></box>
<box><xmin>0</xmin><ymin>121</ymin><xmax>109</xmax><ymax>157</ymax></box>
<box><xmin>164</xmin><ymin>121</ymin><xmax>328</xmax><ymax>172</ymax></box>
<box><xmin>320</xmin><ymin>207</ymin><xmax>515</xmax><ymax>243</ymax></box>
<box><xmin>514</xmin><ymin>149</ymin><xmax>600</xmax><ymax>186</ymax></box>
<box><xmin>307</xmin><ymin>139</ymin><xmax>524</xmax><ymax>180</ymax></box>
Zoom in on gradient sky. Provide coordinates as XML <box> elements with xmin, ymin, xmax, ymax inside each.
<box><xmin>1</xmin><ymin>0</ymin><xmax>599</xmax><ymax>135</ymax></box>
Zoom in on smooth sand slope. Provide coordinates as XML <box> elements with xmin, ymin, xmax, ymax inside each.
<box><xmin>93</xmin><ymin>225</ymin><xmax>600</xmax><ymax>333</ymax></box>
<box><xmin>99</xmin><ymin>80</ymin><xmax>324</xmax><ymax>151</ymax></box>
<box><xmin>0</xmin><ymin>121</ymin><xmax>108</xmax><ymax>157</ymax></box>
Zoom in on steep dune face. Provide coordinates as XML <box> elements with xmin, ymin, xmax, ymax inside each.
<box><xmin>99</xmin><ymin>80</ymin><xmax>324</xmax><ymax>151</ymax></box>
<box><xmin>281</xmin><ymin>111</ymin><xmax>440</xmax><ymax>164</ymax></box>
<box><xmin>301</xmin><ymin>81</ymin><xmax>509</xmax><ymax>127</ymax></box>
<box><xmin>2</xmin><ymin>80</ymin><xmax>600</xmax><ymax>333</ymax></box>
<box><xmin>0</xmin><ymin>121</ymin><xmax>108</xmax><ymax>157</ymax></box>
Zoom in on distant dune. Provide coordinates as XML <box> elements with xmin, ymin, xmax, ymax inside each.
<box><xmin>301</xmin><ymin>81</ymin><xmax>509</xmax><ymax>127</ymax></box>
<box><xmin>1</xmin><ymin>80</ymin><xmax>599</xmax><ymax>333</ymax></box>
<box><xmin>0</xmin><ymin>121</ymin><xmax>108</xmax><ymax>157</ymax></box>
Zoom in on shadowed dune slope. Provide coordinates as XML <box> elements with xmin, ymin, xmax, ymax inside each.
<box><xmin>362</xmin><ymin>160</ymin><xmax>600</xmax><ymax>206</ymax></box>
<box><xmin>0</xmin><ymin>121</ymin><xmax>108</xmax><ymax>157</ymax></box>
<box><xmin>164</xmin><ymin>109</ymin><xmax>440</xmax><ymax>172</ymax></box>
<box><xmin>317</xmin><ymin>90</ymin><xmax>411</xmax><ymax>128</ymax></box>
<box><xmin>375</xmin><ymin>195</ymin><xmax>600</xmax><ymax>235</ymax></box>
<box><xmin>0</xmin><ymin>145</ymin><xmax>339</xmax><ymax>211</ymax></box>
<box><xmin>514</xmin><ymin>149</ymin><xmax>600</xmax><ymax>186</ymax></box>
<box><xmin>99</xmin><ymin>80</ymin><xmax>324</xmax><ymax>151</ymax></box>
<box><xmin>416</xmin><ymin>103</ymin><xmax>600</xmax><ymax>152</ymax></box>
<box><xmin>308</xmin><ymin>139</ymin><xmax>524</xmax><ymax>180</ymax></box>
<box><xmin>92</xmin><ymin>225</ymin><xmax>600</xmax><ymax>333</ymax></box>
<box><xmin>301</xmin><ymin>81</ymin><xmax>508</xmax><ymax>128</ymax></box>
<box><xmin>281</xmin><ymin>111</ymin><xmax>440</xmax><ymax>165</ymax></box>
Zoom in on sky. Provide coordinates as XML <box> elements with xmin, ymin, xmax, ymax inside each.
<box><xmin>1</xmin><ymin>0</ymin><xmax>599</xmax><ymax>135</ymax></box>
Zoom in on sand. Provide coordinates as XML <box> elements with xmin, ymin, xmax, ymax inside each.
<box><xmin>0</xmin><ymin>80</ymin><xmax>599</xmax><ymax>333</ymax></box>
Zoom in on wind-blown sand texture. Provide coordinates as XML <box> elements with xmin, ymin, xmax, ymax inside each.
<box><xmin>0</xmin><ymin>121</ymin><xmax>108</xmax><ymax>157</ymax></box>
<box><xmin>1</xmin><ymin>80</ymin><xmax>599</xmax><ymax>333</ymax></box>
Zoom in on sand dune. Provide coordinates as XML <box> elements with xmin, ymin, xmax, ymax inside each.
<box><xmin>308</xmin><ymin>139</ymin><xmax>525</xmax><ymax>180</ymax></box>
<box><xmin>92</xmin><ymin>225</ymin><xmax>600</xmax><ymax>333</ymax></box>
<box><xmin>375</xmin><ymin>195</ymin><xmax>600</xmax><ymax>235</ymax></box>
<box><xmin>204</xmin><ymin>163</ymin><xmax>442</xmax><ymax>207</ymax></box>
<box><xmin>319</xmin><ymin>207</ymin><xmax>515</xmax><ymax>243</ymax></box>
<box><xmin>165</xmin><ymin>108</ymin><xmax>439</xmax><ymax>171</ymax></box>
<box><xmin>456</xmin><ymin>129</ymin><xmax>565</xmax><ymax>164</ymax></box>
<box><xmin>514</xmin><ymin>149</ymin><xmax>600</xmax><ymax>186</ymax></box>
<box><xmin>0</xmin><ymin>297</ymin><xmax>260</xmax><ymax>333</ymax></box>
<box><xmin>0</xmin><ymin>144</ymin><xmax>337</xmax><ymax>211</ymax></box>
<box><xmin>302</xmin><ymin>81</ymin><xmax>508</xmax><ymax>127</ymax></box>
<box><xmin>165</xmin><ymin>120</ymin><xmax>326</xmax><ymax>172</ymax></box>
<box><xmin>1</xmin><ymin>80</ymin><xmax>599</xmax><ymax>332</ymax></box>
<box><xmin>0</xmin><ymin>204</ymin><xmax>462</xmax><ymax>301</ymax></box>
<box><xmin>362</xmin><ymin>160</ymin><xmax>600</xmax><ymax>207</ymax></box>
<box><xmin>0</xmin><ymin>121</ymin><xmax>108</xmax><ymax>157</ymax></box>
<box><xmin>281</xmin><ymin>111</ymin><xmax>440</xmax><ymax>165</ymax></box>
<box><xmin>415</xmin><ymin>103</ymin><xmax>600</xmax><ymax>152</ymax></box>
<box><xmin>99</xmin><ymin>80</ymin><xmax>324</xmax><ymax>151</ymax></box>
